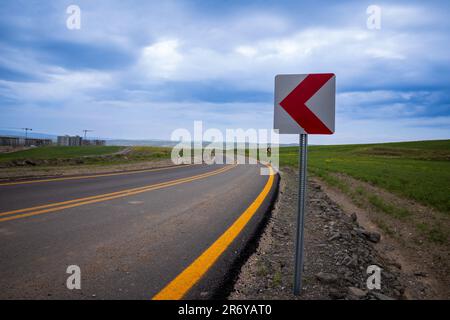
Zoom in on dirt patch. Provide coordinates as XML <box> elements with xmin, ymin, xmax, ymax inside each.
<box><xmin>319</xmin><ymin>173</ymin><xmax>449</xmax><ymax>299</ymax></box>
<box><xmin>229</xmin><ymin>167</ymin><xmax>404</xmax><ymax>300</ymax></box>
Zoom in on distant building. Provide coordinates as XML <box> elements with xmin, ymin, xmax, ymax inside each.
<box><xmin>57</xmin><ymin>135</ymin><xmax>104</xmax><ymax>146</ymax></box>
<box><xmin>95</xmin><ymin>140</ymin><xmax>106</xmax><ymax>146</ymax></box>
<box><xmin>0</xmin><ymin>136</ymin><xmax>52</xmax><ymax>147</ymax></box>
<box><xmin>0</xmin><ymin>136</ymin><xmax>21</xmax><ymax>147</ymax></box>
<box><xmin>57</xmin><ymin>136</ymin><xmax>69</xmax><ymax>146</ymax></box>
<box><xmin>57</xmin><ymin>135</ymin><xmax>82</xmax><ymax>146</ymax></box>
<box><xmin>25</xmin><ymin>138</ymin><xmax>52</xmax><ymax>146</ymax></box>
<box><xmin>82</xmin><ymin>139</ymin><xmax>106</xmax><ymax>146</ymax></box>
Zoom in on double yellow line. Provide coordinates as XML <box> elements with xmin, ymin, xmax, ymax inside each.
<box><xmin>0</xmin><ymin>165</ymin><xmax>236</xmax><ymax>223</ymax></box>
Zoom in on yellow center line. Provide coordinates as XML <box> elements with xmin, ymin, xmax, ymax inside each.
<box><xmin>152</xmin><ymin>165</ymin><xmax>275</xmax><ymax>300</ymax></box>
<box><xmin>0</xmin><ymin>164</ymin><xmax>196</xmax><ymax>186</ymax></box>
<box><xmin>0</xmin><ymin>165</ymin><xmax>237</xmax><ymax>223</ymax></box>
<box><xmin>0</xmin><ymin>165</ymin><xmax>231</xmax><ymax>217</ymax></box>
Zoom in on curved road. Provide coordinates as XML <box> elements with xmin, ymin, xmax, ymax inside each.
<box><xmin>0</xmin><ymin>163</ymin><xmax>278</xmax><ymax>299</ymax></box>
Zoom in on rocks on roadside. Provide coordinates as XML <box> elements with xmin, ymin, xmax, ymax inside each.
<box><xmin>366</xmin><ymin>232</ymin><xmax>381</xmax><ymax>243</ymax></box>
<box><xmin>369</xmin><ymin>291</ymin><xmax>395</xmax><ymax>300</ymax></box>
<box><xmin>347</xmin><ymin>286</ymin><xmax>367</xmax><ymax>299</ymax></box>
<box><xmin>329</xmin><ymin>288</ymin><xmax>346</xmax><ymax>299</ymax></box>
<box><xmin>327</xmin><ymin>233</ymin><xmax>341</xmax><ymax>241</ymax></box>
<box><xmin>315</xmin><ymin>272</ymin><xmax>339</xmax><ymax>284</ymax></box>
<box><xmin>354</xmin><ymin>228</ymin><xmax>381</xmax><ymax>243</ymax></box>
<box><xmin>24</xmin><ymin>159</ymin><xmax>36</xmax><ymax>166</ymax></box>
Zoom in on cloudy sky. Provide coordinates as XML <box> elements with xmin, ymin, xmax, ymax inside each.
<box><xmin>0</xmin><ymin>0</ymin><xmax>449</xmax><ymax>144</ymax></box>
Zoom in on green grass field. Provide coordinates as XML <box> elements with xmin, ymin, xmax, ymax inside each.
<box><xmin>122</xmin><ymin>146</ymin><xmax>172</xmax><ymax>161</ymax></box>
<box><xmin>0</xmin><ymin>145</ymin><xmax>172</xmax><ymax>166</ymax></box>
<box><xmin>0</xmin><ymin>146</ymin><xmax>124</xmax><ymax>162</ymax></box>
<box><xmin>280</xmin><ymin>140</ymin><xmax>450</xmax><ymax>214</ymax></box>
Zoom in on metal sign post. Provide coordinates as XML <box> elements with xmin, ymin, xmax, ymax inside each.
<box><xmin>294</xmin><ymin>133</ymin><xmax>308</xmax><ymax>295</ymax></box>
<box><xmin>273</xmin><ymin>73</ymin><xmax>335</xmax><ymax>296</ymax></box>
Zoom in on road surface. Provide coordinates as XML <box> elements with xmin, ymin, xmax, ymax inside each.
<box><xmin>0</xmin><ymin>163</ymin><xmax>278</xmax><ymax>299</ymax></box>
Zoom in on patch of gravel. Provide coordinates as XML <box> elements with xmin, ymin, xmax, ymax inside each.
<box><xmin>228</xmin><ymin>167</ymin><xmax>404</xmax><ymax>300</ymax></box>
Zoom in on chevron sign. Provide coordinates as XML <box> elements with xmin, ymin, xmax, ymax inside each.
<box><xmin>274</xmin><ymin>73</ymin><xmax>336</xmax><ymax>134</ymax></box>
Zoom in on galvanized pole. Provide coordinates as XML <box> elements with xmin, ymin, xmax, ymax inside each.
<box><xmin>294</xmin><ymin>133</ymin><xmax>308</xmax><ymax>295</ymax></box>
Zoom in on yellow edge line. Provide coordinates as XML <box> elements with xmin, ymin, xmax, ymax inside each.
<box><xmin>0</xmin><ymin>165</ymin><xmax>236</xmax><ymax>223</ymax></box>
<box><xmin>0</xmin><ymin>164</ymin><xmax>196</xmax><ymax>186</ymax></box>
<box><xmin>152</xmin><ymin>165</ymin><xmax>275</xmax><ymax>300</ymax></box>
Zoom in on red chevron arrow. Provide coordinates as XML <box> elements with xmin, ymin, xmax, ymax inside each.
<box><xmin>279</xmin><ymin>73</ymin><xmax>334</xmax><ymax>134</ymax></box>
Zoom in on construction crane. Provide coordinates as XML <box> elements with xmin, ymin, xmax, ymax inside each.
<box><xmin>82</xmin><ymin>129</ymin><xmax>93</xmax><ymax>140</ymax></box>
<box><xmin>21</xmin><ymin>128</ymin><xmax>32</xmax><ymax>146</ymax></box>
<box><xmin>22</xmin><ymin>128</ymin><xmax>32</xmax><ymax>139</ymax></box>
<box><xmin>22</xmin><ymin>128</ymin><xmax>33</xmax><ymax>139</ymax></box>
<box><xmin>1</xmin><ymin>127</ymin><xmax>33</xmax><ymax>138</ymax></box>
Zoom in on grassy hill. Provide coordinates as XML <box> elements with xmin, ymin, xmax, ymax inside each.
<box><xmin>280</xmin><ymin>139</ymin><xmax>450</xmax><ymax>214</ymax></box>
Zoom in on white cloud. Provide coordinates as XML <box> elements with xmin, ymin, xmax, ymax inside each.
<box><xmin>381</xmin><ymin>5</ymin><xmax>444</xmax><ymax>29</ymax></box>
<box><xmin>235</xmin><ymin>46</ymin><xmax>258</xmax><ymax>58</ymax></box>
<box><xmin>364</xmin><ymin>48</ymin><xmax>405</xmax><ymax>60</ymax></box>
<box><xmin>0</xmin><ymin>69</ymin><xmax>113</xmax><ymax>102</ymax></box>
<box><xmin>127</xmin><ymin>22</ymin><xmax>441</xmax><ymax>93</ymax></box>
<box><xmin>139</xmin><ymin>39</ymin><xmax>183</xmax><ymax>79</ymax></box>
<box><xmin>336</xmin><ymin>90</ymin><xmax>442</xmax><ymax>119</ymax></box>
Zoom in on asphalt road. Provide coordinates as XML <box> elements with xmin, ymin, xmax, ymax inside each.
<box><xmin>0</xmin><ymin>163</ymin><xmax>278</xmax><ymax>299</ymax></box>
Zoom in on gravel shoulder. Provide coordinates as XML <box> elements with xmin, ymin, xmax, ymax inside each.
<box><xmin>229</xmin><ymin>167</ymin><xmax>408</xmax><ymax>300</ymax></box>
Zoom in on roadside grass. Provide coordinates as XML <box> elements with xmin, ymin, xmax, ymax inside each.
<box><xmin>367</xmin><ymin>195</ymin><xmax>411</xmax><ymax>219</ymax></box>
<box><xmin>0</xmin><ymin>145</ymin><xmax>172</xmax><ymax>167</ymax></box>
<box><xmin>280</xmin><ymin>139</ymin><xmax>450</xmax><ymax>215</ymax></box>
<box><xmin>122</xmin><ymin>146</ymin><xmax>172</xmax><ymax>161</ymax></box>
<box><xmin>310</xmin><ymin>166</ymin><xmax>411</xmax><ymax>220</ymax></box>
<box><xmin>309</xmin><ymin>166</ymin><xmax>350</xmax><ymax>194</ymax></box>
<box><xmin>272</xmin><ymin>269</ymin><xmax>282</xmax><ymax>287</ymax></box>
<box><xmin>0</xmin><ymin>146</ymin><xmax>123</xmax><ymax>162</ymax></box>
<box><xmin>373</xmin><ymin>218</ymin><xmax>395</xmax><ymax>237</ymax></box>
<box><xmin>416</xmin><ymin>223</ymin><xmax>447</xmax><ymax>244</ymax></box>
